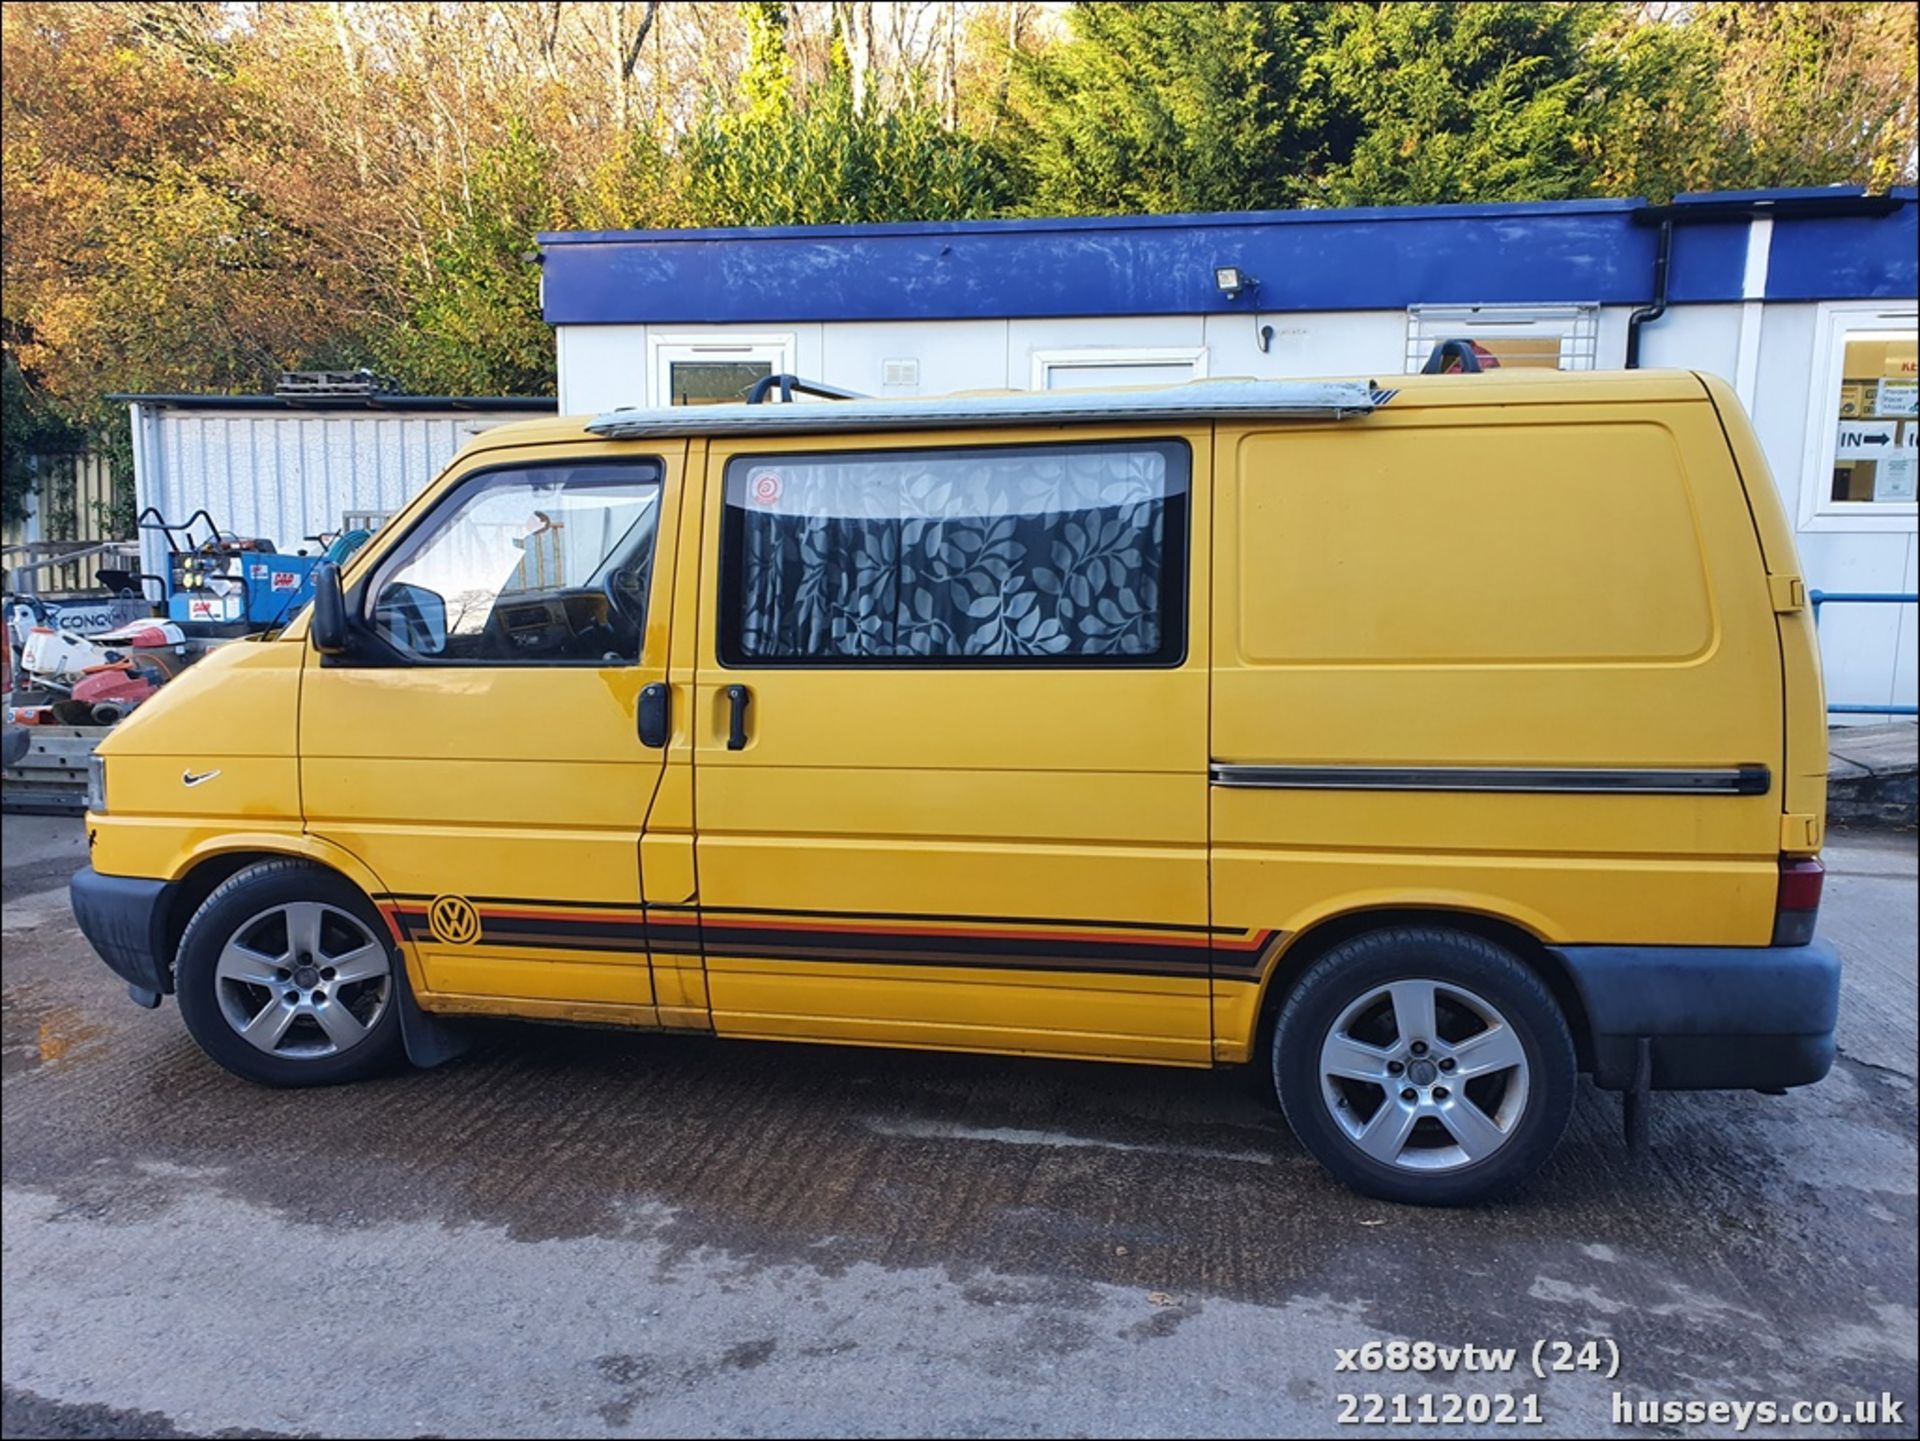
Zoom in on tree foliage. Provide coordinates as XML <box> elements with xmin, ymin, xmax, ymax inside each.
<box><xmin>1001</xmin><ymin>2</ymin><xmax>1341</xmax><ymax>215</ymax></box>
<box><xmin>1689</xmin><ymin>2</ymin><xmax>1920</xmax><ymax>193</ymax></box>
<box><xmin>2</xmin><ymin>0</ymin><xmax>1915</xmax><ymax>527</ymax></box>
<box><xmin>372</xmin><ymin>122</ymin><xmax>569</xmax><ymax>397</ymax></box>
<box><xmin>685</xmin><ymin>5</ymin><xmax>1005</xmax><ymax>226</ymax></box>
<box><xmin>2</xmin><ymin>353</ymin><xmax>84</xmax><ymax>525</ymax></box>
<box><xmin>1316</xmin><ymin>1</ymin><xmax>1619</xmax><ymax>204</ymax></box>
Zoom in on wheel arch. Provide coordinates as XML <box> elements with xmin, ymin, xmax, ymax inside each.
<box><xmin>159</xmin><ymin>834</ymin><xmax>400</xmax><ymax>989</ymax></box>
<box><xmin>1249</xmin><ymin>906</ymin><xmax>1595</xmax><ymax>1075</ymax></box>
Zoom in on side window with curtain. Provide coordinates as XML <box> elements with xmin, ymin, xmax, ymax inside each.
<box><xmin>719</xmin><ymin>440</ymin><xmax>1189</xmax><ymax>666</ymax></box>
<box><xmin>363</xmin><ymin>461</ymin><xmax>664</xmax><ymax>665</ymax></box>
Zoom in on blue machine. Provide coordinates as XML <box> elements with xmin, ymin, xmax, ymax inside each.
<box><xmin>139</xmin><ymin>508</ymin><xmax>326</xmax><ymax>629</ymax></box>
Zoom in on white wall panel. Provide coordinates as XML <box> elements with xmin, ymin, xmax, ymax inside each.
<box><xmin>1641</xmin><ymin>304</ymin><xmax>1742</xmax><ymax>385</ymax></box>
<box><xmin>1796</xmin><ymin>530</ymin><xmax>1913</xmax><ymax>716</ymax></box>
<box><xmin>1891</xmin><ymin>538</ymin><xmax>1919</xmax><ymax>718</ymax></box>
<box><xmin>557</xmin><ymin>325</ymin><xmax>651</xmax><ymax>414</ymax></box>
<box><xmin>822</xmin><ymin>321</ymin><xmax>1009</xmax><ymax>396</ymax></box>
<box><xmin>1749</xmin><ymin>305</ymin><xmax>1820</xmax><ymax>524</ymax></box>
<box><xmin>1200</xmin><ymin>308</ymin><xmax>1409</xmax><ymax>380</ymax></box>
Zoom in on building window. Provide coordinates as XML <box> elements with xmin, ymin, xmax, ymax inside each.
<box><xmin>1405</xmin><ymin>304</ymin><xmax>1600</xmax><ymax>373</ymax></box>
<box><xmin>648</xmin><ymin>335</ymin><xmax>795</xmax><ymax>407</ymax></box>
<box><xmin>1030</xmin><ymin>347</ymin><xmax>1209</xmax><ymax>391</ymax></box>
<box><xmin>719</xmin><ymin>440</ymin><xmax>1190</xmax><ymax>667</ymax></box>
<box><xmin>1800</xmin><ymin>305</ymin><xmax>1919</xmax><ymax>532</ymax></box>
<box><xmin>1830</xmin><ymin>333</ymin><xmax>1918</xmax><ymax>503</ymax></box>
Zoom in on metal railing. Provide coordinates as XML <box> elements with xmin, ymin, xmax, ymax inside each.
<box><xmin>2</xmin><ymin>539</ymin><xmax>143</xmax><ymax>597</ymax></box>
<box><xmin>1809</xmin><ymin>590</ymin><xmax>1919</xmax><ymax>717</ymax></box>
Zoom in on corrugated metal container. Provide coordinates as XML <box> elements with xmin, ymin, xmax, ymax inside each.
<box><xmin>127</xmin><ymin>399</ymin><xmax>555</xmax><ymax>581</ymax></box>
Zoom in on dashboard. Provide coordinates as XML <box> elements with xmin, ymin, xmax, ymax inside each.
<box><xmin>479</xmin><ymin>588</ymin><xmax>636</xmax><ymax>662</ymax></box>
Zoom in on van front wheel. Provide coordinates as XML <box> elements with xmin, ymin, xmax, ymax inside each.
<box><xmin>1273</xmin><ymin>928</ymin><xmax>1575</xmax><ymax>1206</ymax></box>
<box><xmin>175</xmin><ymin>860</ymin><xmax>405</xmax><ymax>1087</ymax></box>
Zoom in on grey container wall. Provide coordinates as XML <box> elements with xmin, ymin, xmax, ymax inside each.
<box><xmin>128</xmin><ymin>404</ymin><xmax>548</xmax><ymax>582</ymax></box>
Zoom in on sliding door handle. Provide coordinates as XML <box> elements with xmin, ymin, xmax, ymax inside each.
<box><xmin>725</xmin><ymin>684</ymin><xmax>751</xmax><ymax>751</ymax></box>
<box><xmin>638</xmin><ymin>682</ymin><xmax>670</xmax><ymax>748</ymax></box>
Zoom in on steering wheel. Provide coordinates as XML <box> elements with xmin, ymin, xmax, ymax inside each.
<box><xmin>604</xmin><ymin>563</ymin><xmax>649</xmax><ymax>630</ymax></box>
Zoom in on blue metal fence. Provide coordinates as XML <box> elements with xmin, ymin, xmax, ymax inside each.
<box><xmin>1808</xmin><ymin>590</ymin><xmax>1919</xmax><ymax>717</ymax></box>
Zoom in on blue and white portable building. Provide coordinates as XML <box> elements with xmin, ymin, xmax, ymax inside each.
<box><xmin>539</xmin><ymin>188</ymin><xmax>1919</xmax><ymax>717</ymax></box>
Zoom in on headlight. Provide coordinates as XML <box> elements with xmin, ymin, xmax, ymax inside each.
<box><xmin>87</xmin><ymin>754</ymin><xmax>108</xmax><ymax>814</ymax></box>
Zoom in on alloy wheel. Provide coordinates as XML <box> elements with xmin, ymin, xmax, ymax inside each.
<box><xmin>212</xmin><ymin>901</ymin><xmax>392</xmax><ymax>1059</ymax></box>
<box><xmin>1317</xmin><ymin>978</ymin><xmax>1530</xmax><ymax>1172</ymax></box>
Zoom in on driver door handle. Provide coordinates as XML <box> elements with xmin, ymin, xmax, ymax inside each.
<box><xmin>638</xmin><ymin>682</ymin><xmax>670</xmax><ymax>748</ymax></box>
<box><xmin>725</xmin><ymin>684</ymin><xmax>751</xmax><ymax>751</ymax></box>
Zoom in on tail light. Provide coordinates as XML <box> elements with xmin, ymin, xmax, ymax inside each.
<box><xmin>1773</xmin><ymin>856</ymin><xmax>1824</xmax><ymax>946</ymax></box>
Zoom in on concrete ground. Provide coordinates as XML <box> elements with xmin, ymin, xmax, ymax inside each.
<box><xmin>1829</xmin><ymin>721</ymin><xmax>1919</xmax><ymax>829</ymax></box>
<box><xmin>2</xmin><ymin>814</ymin><xmax>1914</xmax><ymax>1439</ymax></box>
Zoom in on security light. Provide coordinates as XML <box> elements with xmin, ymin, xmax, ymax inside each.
<box><xmin>1214</xmin><ymin>265</ymin><xmax>1272</xmax><ymax>353</ymax></box>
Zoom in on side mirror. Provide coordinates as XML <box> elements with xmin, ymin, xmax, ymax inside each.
<box><xmin>310</xmin><ymin>562</ymin><xmax>349</xmax><ymax>654</ymax></box>
<box><xmin>372</xmin><ymin>581</ymin><xmax>448</xmax><ymax>656</ymax></box>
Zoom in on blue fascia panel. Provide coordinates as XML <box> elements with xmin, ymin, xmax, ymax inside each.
<box><xmin>540</xmin><ymin>194</ymin><xmax>1917</xmax><ymax>326</ymax></box>
<box><xmin>1766</xmin><ymin>203</ymin><xmax>1918</xmax><ymax>302</ymax></box>
<box><xmin>1661</xmin><ymin>219</ymin><xmax>1751</xmax><ymax>304</ymax></box>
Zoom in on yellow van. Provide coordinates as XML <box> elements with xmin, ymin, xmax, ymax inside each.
<box><xmin>71</xmin><ymin>370</ymin><xmax>1839</xmax><ymax>1205</ymax></box>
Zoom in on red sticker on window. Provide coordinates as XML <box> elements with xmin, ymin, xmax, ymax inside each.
<box><xmin>749</xmin><ymin>470</ymin><xmax>783</xmax><ymax>507</ymax></box>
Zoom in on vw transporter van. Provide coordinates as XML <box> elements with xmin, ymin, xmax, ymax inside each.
<box><xmin>70</xmin><ymin>370</ymin><xmax>1840</xmax><ymax>1205</ymax></box>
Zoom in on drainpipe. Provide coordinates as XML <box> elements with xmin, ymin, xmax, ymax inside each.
<box><xmin>1624</xmin><ymin>217</ymin><xmax>1672</xmax><ymax>370</ymax></box>
<box><xmin>1624</xmin><ymin>191</ymin><xmax>1904</xmax><ymax>370</ymax></box>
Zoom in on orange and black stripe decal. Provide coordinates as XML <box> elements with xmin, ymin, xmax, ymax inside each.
<box><xmin>376</xmin><ymin>894</ymin><xmax>1287</xmax><ymax>983</ymax></box>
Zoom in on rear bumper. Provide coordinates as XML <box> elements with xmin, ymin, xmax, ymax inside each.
<box><xmin>1553</xmin><ymin>939</ymin><xmax>1841</xmax><ymax>1091</ymax></box>
<box><xmin>69</xmin><ymin>866</ymin><xmax>175</xmax><ymax>1006</ymax></box>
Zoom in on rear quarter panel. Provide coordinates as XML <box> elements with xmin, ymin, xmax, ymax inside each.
<box><xmin>1210</xmin><ymin>387</ymin><xmax>1786</xmax><ymax>1056</ymax></box>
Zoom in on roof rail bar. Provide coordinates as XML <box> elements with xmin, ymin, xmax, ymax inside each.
<box><xmin>1421</xmin><ymin>339</ymin><xmax>1485</xmax><ymax>374</ymax></box>
<box><xmin>746</xmin><ymin>374</ymin><xmax>869</xmax><ymax>404</ymax></box>
<box><xmin>587</xmin><ymin>379</ymin><xmax>1384</xmax><ymax>440</ymax></box>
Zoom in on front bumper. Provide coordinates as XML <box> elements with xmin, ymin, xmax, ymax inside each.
<box><xmin>70</xmin><ymin>865</ymin><xmax>176</xmax><ymax>1008</ymax></box>
<box><xmin>1553</xmin><ymin>939</ymin><xmax>1841</xmax><ymax>1091</ymax></box>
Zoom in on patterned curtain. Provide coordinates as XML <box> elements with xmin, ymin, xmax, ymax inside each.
<box><xmin>733</xmin><ymin>446</ymin><xmax>1175</xmax><ymax>660</ymax></box>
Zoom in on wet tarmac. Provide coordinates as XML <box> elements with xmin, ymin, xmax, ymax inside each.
<box><xmin>3</xmin><ymin>815</ymin><xmax>1915</xmax><ymax>1437</ymax></box>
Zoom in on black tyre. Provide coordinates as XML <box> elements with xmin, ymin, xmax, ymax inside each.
<box><xmin>175</xmin><ymin>860</ymin><xmax>405</xmax><ymax>1087</ymax></box>
<box><xmin>1273</xmin><ymin>927</ymin><xmax>1575</xmax><ymax>1206</ymax></box>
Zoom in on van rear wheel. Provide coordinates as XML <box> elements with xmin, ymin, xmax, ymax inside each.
<box><xmin>1273</xmin><ymin>927</ymin><xmax>1574</xmax><ymax>1206</ymax></box>
<box><xmin>175</xmin><ymin>860</ymin><xmax>404</xmax><ymax>1087</ymax></box>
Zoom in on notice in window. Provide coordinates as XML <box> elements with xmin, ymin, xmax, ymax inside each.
<box><xmin>1878</xmin><ymin>378</ymin><xmax>1919</xmax><ymax>418</ymax></box>
<box><xmin>1830</xmin><ymin>333</ymin><xmax>1920</xmax><ymax>504</ymax></box>
<box><xmin>1836</xmin><ymin>420</ymin><xmax>1899</xmax><ymax>460</ymax></box>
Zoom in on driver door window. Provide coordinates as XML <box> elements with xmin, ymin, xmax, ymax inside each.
<box><xmin>366</xmin><ymin>461</ymin><xmax>663</xmax><ymax>664</ymax></box>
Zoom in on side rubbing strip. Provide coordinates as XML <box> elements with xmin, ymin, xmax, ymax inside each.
<box><xmin>376</xmin><ymin>894</ymin><xmax>1278</xmax><ymax>983</ymax></box>
<box><xmin>1209</xmin><ymin>764</ymin><xmax>1771</xmax><ymax>796</ymax></box>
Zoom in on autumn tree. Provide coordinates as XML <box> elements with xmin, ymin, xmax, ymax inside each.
<box><xmin>0</xmin><ymin>3</ymin><xmax>363</xmax><ymax>406</ymax></box>
<box><xmin>1690</xmin><ymin>2</ymin><xmax>1919</xmax><ymax>193</ymax></box>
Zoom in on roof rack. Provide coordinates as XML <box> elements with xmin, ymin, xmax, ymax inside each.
<box><xmin>746</xmin><ymin>374</ymin><xmax>869</xmax><ymax>404</ymax></box>
<box><xmin>275</xmin><ymin>368</ymin><xmax>399</xmax><ymax>398</ymax></box>
<box><xmin>586</xmin><ymin>379</ymin><xmax>1386</xmax><ymax>440</ymax></box>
